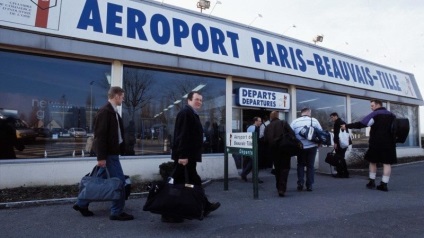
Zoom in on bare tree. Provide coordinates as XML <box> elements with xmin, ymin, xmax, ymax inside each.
<box><xmin>122</xmin><ymin>69</ymin><xmax>154</xmax><ymax>121</ymax></box>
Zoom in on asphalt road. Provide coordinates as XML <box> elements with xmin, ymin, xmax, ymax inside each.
<box><xmin>1</xmin><ymin>162</ymin><xmax>424</xmax><ymax>238</ymax></box>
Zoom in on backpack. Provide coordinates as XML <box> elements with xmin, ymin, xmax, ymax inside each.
<box><xmin>276</xmin><ymin>121</ymin><xmax>303</xmax><ymax>157</ymax></box>
<box><xmin>391</xmin><ymin>117</ymin><xmax>410</xmax><ymax>143</ymax></box>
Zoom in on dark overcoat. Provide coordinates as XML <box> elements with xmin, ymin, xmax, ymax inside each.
<box><xmin>172</xmin><ymin>105</ymin><xmax>203</xmax><ymax>162</ymax></box>
<box><xmin>346</xmin><ymin>107</ymin><xmax>397</xmax><ymax>164</ymax></box>
<box><xmin>264</xmin><ymin>118</ymin><xmax>292</xmax><ymax>167</ymax></box>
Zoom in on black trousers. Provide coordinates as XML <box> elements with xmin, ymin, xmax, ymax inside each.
<box><xmin>273</xmin><ymin>155</ymin><xmax>291</xmax><ymax>193</ymax></box>
<box><xmin>335</xmin><ymin>147</ymin><xmax>349</xmax><ymax>177</ymax></box>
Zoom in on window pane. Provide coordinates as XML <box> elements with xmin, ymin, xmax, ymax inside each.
<box><xmin>391</xmin><ymin>103</ymin><xmax>419</xmax><ymax>147</ymax></box>
<box><xmin>0</xmin><ymin>50</ymin><xmax>110</xmax><ymax>159</ymax></box>
<box><xmin>121</xmin><ymin>66</ymin><xmax>226</xmax><ymax>155</ymax></box>
<box><xmin>296</xmin><ymin>89</ymin><xmax>346</xmax><ymax>132</ymax></box>
<box><xmin>349</xmin><ymin>98</ymin><xmax>388</xmax><ymax>147</ymax></box>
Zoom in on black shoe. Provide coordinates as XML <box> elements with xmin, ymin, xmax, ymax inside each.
<box><xmin>366</xmin><ymin>179</ymin><xmax>376</xmax><ymax>189</ymax></box>
<box><xmin>109</xmin><ymin>212</ymin><xmax>134</xmax><ymax>221</ymax></box>
<box><xmin>270</xmin><ymin>169</ymin><xmax>276</xmax><ymax>175</ymax></box>
<box><xmin>258</xmin><ymin>179</ymin><xmax>264</xmax><ymax>184</ymax></box>
<box><xmin>297</xmin><ymin>185</ymin><xmax>303</xmax><ymax>191</ymax></box>
<box><xmin>73</xmin><ymin>204</ymin><xmax>94</xmax><ymax>217</ymax></box>
<box><xmin>306</xmin><ymin>187</ymin><xmax>313</xmax><ymax>192</ymax></box>
<box><xmin>241</xmin><ymin>175</ymin><xmax>247</xmax><ymax>182</ymax></box>
<box><xmin>204</xmin><ymin>202</ymin><xmax>221</xmax><ymax>217</ymax></box>
<box><xmin>376</xmin><ymin>182</ymin><xmax>388</xmax><ymax>192</ymax></box>
<box><xmin>278</xmin><ymin>191</ymin><xmax>285</xmax><ymax>197</ymax></box>
<box><xmin>161</xmin><ymin>215</ymin><xmax>184</xmax><ymax>223</ymax></box>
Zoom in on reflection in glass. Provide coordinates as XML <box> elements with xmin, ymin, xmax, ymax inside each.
<box><xmin>0</xmin><ymin>50</ymin><xmax>110</xmax><ymax>159</ymax></box>
<box><xmin>296</xmin><ymin>89</ymin><xmax>346</xmax><ymax>132</ymax></box>
<box><xmin>121</xmin><ymin>66</ymin><xmax>226</xmax><ymax>156</ymax></box>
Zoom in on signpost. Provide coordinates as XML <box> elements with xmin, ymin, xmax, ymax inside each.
<box><xmin>225</xmin><ymin>132</ymin><xmax>259</xmax><ymax>199</ymax></box>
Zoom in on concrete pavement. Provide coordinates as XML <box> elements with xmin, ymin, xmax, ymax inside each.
<box><xmin>1</xmin><ymin>161</ymin><xmax>424</xmax><ymax>238</ymax></box>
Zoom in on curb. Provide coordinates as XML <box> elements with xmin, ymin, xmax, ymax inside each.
<box><xmin>0</xmin><ymin>180</ymin><xmax>213</xmax><ymax>209</ymax></box>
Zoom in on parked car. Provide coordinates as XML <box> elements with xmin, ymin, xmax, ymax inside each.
<box><xmin>34</xmin><ymin>128</ymin><xmax>52</xmax><ymax>137</ymax></box>
<box><xmin>6</xmin><ymin>117</ymin><xmax>37</xmax><ymax>141</ymax></box>
<box><xmin>51</xmin><ymin>128</ymin><xmax>69</xmax><ymax>137</ymax></box>
<box><xmin>68</xmin><ymin>127</ymin><xmax>87</xmax><ymax>138</ymax></box>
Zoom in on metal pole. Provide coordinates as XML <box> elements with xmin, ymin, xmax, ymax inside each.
<box><xmin>89</xmin><ymin>81</ymin><xmax>94</xmax><ymax>132</ymax></box>
<box><xmin>224</xmin><ymin>145</ymin><xmax>228</xmax><ymax>191</ymax></box>
<box><xmin>252</xmin><ymin>132</ymin><xmax>259</xmax><ymax>199</ymax></box>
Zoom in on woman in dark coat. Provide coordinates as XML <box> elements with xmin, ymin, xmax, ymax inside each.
<box><xmin>342</xmin><ymin>100</ymin><xmax>396</xmax><ymax>191</ymax></box>
<box><xmin>264</xmin><ymin>111</ymin><xmax>293</xmax><ymax>197</ymax></box>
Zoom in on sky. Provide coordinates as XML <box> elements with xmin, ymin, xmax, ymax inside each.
<box><xmin>153</xmin><ymin>0</ymin><xmax>424</xmax><ymax>131</ymax></box>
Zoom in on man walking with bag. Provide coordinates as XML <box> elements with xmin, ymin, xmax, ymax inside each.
<box><xmin>264</xmin><ymin>111</ymin><xmax>293</xmax><ymax>197</ymax></box>
<box><xmin>330</xmin><ymin>112</ymin><xmax>350</xmax><ymax>178</ymax></box>
<box><xmin>290</xmin><ymin>108</ymin><xmax>322</xmax><ymax>192</ymax></box>
<box><xmin>73</xmin><ymin>86</ymin><xmax>134</xmax><ymax>221</ymax></box>
<box><xmin>162</xmin><ymin>91</ymin><xmax>220</xmax><ymax>223</ymax></box>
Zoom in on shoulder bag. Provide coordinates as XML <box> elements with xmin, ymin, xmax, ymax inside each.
<box><xmin>276</xmin><ymin>120</ymin><xmax>303</xmax><ymax>156</ymax></box>
<box><xmin>77</xmin><ymin>166</ymin><xmax>123</xmax><ymax>201</ymax></box>
<box><xmin>325</xmin><ymin>149</ymin><xmax>343</xmax><ymax>167</ymax></box>
<box><xmin>299</xmin><ymin>117</ymin><xmax>332</xmax><ymax>146</ymax></box>
<box><xmin>143</xmin><ymin>166</ymin><xmax>205</xmax><ymax>220</ymax></box>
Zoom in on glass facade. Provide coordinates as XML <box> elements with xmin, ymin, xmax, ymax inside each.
<box><xmin>0</xmin><ymin>50</ymin><xmax>110</xmax><ymax>159</ymax></box>
<box><xmin>121</xmin><ymin>66</ymin><xmax>226</xmax><ymax>155</ymax></box>
<box><xmin>0</xmin><ymin>49</ymin><xmax>420</xmax><ymax>160</ymax></box>
<box><xmin>295</xmin><ymin>89</ymin><xmax>346</xmax><ymax>132</ymax></box>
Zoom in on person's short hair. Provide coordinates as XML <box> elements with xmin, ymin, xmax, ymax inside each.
<box><xmin>370</xmin><ymin>99</ymin><xmax>383</xmax><ymax>106</ymax></box>
<box><xmin>269</xmin><ymin>111</ymin><xmax>279</xmax><ymax>120</ymax></box>
<box><xmin>187</xmin><ymin>91</ymin><xmax>202</xmax><ymax>101</ymax></box>
<box><xmin>330</xmin><ymin>112</ymin><xmax>339</xmax><ymax>117</ymax></box>
<box><xmin>300</xmin><ymin>107</ymin><xmax>311</xmax><ymax>114</ymax></box>
<box><xmin>108</xmin><ymin>86</ymin><xmax>125</xmax><ymax>99</ymax></box>
<box><xmin>252</xmin><ymin>117</ymin><xmax>261</xmax><ymax>123</ymax></box>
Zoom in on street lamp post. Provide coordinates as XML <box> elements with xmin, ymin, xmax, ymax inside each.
<box><xmin>209</xmin><ymin>0</ymin><xmax>221</xmax><ymax>16</ymax></box>
<box><xmin>89</xmin><ymin>81</ymin><xmax>94</xmax><ymax>132</ymax></box>
<box><xmin>248</xmin><ymin>13</ymin><xmax>263</xmax><ymax>27</ymax></box>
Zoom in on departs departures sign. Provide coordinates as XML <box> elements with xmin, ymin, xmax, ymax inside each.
<box><xmin>224</xmin><ymin>132</ymin><xmax>259</xmax><ymax>199</ymax></box>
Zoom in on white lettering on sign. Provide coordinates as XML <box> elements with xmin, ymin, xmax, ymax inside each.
<box><xmin>237</xmin><ymin>87</ymin><xmax>290</xmax><ymax>109</ymax></box>
<box><xmin>0</xmin><ymin>0</ymin><xmax>418</xmax><ymax>99</ymax></box>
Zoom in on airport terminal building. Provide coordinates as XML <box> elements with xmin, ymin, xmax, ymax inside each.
<box><xmin>0</xmin><ymin>0</ymin><xmax>423</xmax><ymax>188</ymax></box>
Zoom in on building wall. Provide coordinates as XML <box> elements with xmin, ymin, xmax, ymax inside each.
<box><xmin>1</xmin><ymin>1</ymin><xmax>423</xmax><ymax>189</ymax></box>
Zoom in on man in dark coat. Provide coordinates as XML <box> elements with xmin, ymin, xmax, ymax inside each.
<box><xmin>73</xmin><ymin>86</ymin><xmax>134</xmax><ymax>221</ymax></box>
<box><xmin>341</xmin><ymin>99</ymin><xmax>396</xmax><ymax>191</ymax></box>
<box><xmin>264</xmin><ymin>111</ymin><xmax>292</xmax><ymax>197</ymax></box>
<box><xmin>330</xmin><ymin>112</ymin><xmax>350</xmax><ymax>178</ymax></box>
<box><xmin>164</xmin><ymin>91</ymin><xmax>220</xmax><ymax>223</ymax></box>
